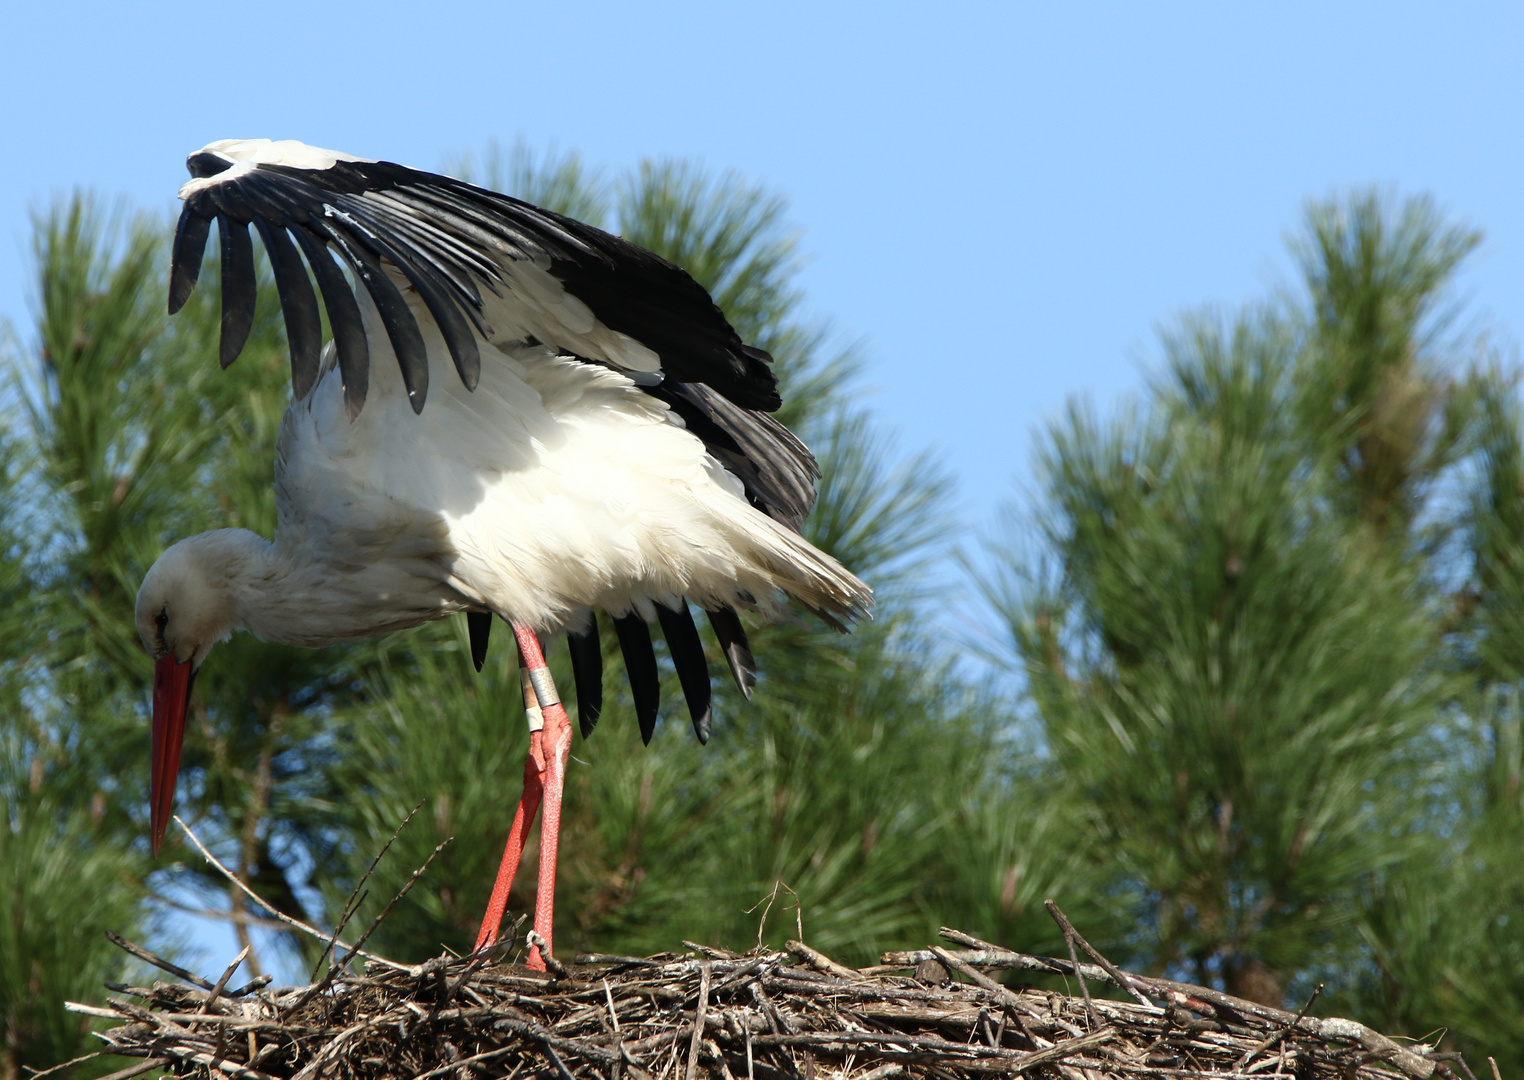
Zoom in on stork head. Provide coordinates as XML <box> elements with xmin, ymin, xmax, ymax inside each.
<box><xmin>135</xmin><ymin>531</ymin><xmax>246</xmax><ymax>855</ymax></box>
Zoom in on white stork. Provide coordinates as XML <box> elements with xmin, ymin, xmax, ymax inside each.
<box><xmin>134</xmin><ymin>139</ymin><xmax>871</xmax><ymax>969</ymax></box>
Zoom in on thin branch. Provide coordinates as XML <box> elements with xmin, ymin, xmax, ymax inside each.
<box><xmin>684</xmin><ymin>959</ymin><xmax>712</xmax><ymax>1080</ymax></box>
<box><xmin>1047</xmin><ymin>901</ymin><xmax>1097</xmax><ymax>1027</ymax></box>
<box><xmin>21</xmin><ymin>1050</ymin><xmax>110</xmax><ymax>1080</ymax></box>
<box><xmin>786</xmin><ymin>939</ymin><xmax>860</xmax><ymax>981</ymax></box>
<box><xmin>174</xmin><ymin>814</ymin><xmax>414</xmax><ymax>973</ymax></box>
<box><xmin>105</xmin><ymin>930</ymin><xmax>214</xmax><ymax>990</ymax></box>
<box><xmin>1237</xmin><ymin>983</ymin><xmax>1323</xmax><ymax>1069</ymax></box>
<box><xmin>284</xmin><ymin>835</ymin><xmax>453</xmax><ymax>1015</ymax></box>
<box><xmin>311</xmin><ymin>800</ymin><xmax>423</xmax><ymax>982</ymax></box>
<box><xmin>1044</xmin><ymin>900</ymin><xmax>1154</xmax><ymax>1007</ymax></box>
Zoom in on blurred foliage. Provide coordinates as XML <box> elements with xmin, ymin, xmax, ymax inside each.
<box><xmin>4</xmin><ymin>153</ymin><xmax>1523</xmax><ymax>1077</ymax></box>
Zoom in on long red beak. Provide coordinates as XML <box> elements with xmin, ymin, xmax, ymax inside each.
<box><xmin>150</xmin><ymin>654</ymin><xmax>195</xmax><ymax>856</ymax></box>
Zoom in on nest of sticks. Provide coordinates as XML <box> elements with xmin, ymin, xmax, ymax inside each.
<box><xmin>61</xmin><ymin>823</ymin><xmax>1479</xmax><ymax>1080</ymax></box>
<box><xmin>67</xmin><ymin>913</ymin><xmax>1476</xmax><ymax>1080</ymax></box>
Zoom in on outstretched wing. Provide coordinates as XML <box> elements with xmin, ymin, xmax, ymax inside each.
<box><xmin>169</xmin><ymin>138</ymin><xmax>781</xmax><ymax>419</ymax></box>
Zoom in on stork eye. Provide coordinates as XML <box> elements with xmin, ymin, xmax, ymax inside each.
<box><xmin>154</xmin><ymin>608</ymin><xmax>169</xmax><ymax>630</ymax></box>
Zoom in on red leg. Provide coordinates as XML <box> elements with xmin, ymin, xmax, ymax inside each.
<box><xmin>473</xmin><ymin>631</ymin><xmax>551</xmax><ymax>954</ymax></box>
<box><xmin>471</xmin><ymin>624</ymin><xmax>572</xmax><ymax>970</ymax></box>
<box><xmin>511</xmin><ymin>623</ymin><xmax>573</xmax><ymax>971</ymax></box>
<box><xmin>473</xmin><ymin>734</ymin><xmax>543</xmax><ymax>953</ymax></box>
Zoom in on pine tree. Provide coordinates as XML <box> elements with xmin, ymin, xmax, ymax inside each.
<box><xmin>984</xmin><ymin>190</ymin><xmax>1524</xmax><ymax>1065</ymax></box>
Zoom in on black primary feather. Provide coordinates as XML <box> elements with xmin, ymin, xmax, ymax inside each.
<box><xmin>337</xmin><ymin>209</ymin><xmax>482</xmax><ymax>391</ymax></box>
<box><xmin>613</xmin><ymin>615</ymin><xmax>660</xmax><ymax>745</ymax></box>
<box><xmin>323</xmin><ymin>225</ymin><xmax>430</xmax><ymax>413</ymax></box>
<box><xmin>253</xmin><ymin>220</ymin><xmax>323</xmax><ymax>399</ymax></box>
<box><xmin>657</xmin><ymin>601</ymin><xmax>713</xmax><ymax>744</ymax></box>
<box><xmin>216</xmin><ymin>215</ymin><xmax>257</xmax><ymax>369</ymax></box>
<box><xmin>467</xmin><ymin>611</ymin><xmax>492</xmax><ymax>673</ymax></box>
<box><xmin>289</xmin><ymin>226</ymin><xmax>370</xmax><ymax>419</ymax></box>
<box><xmin>334</xmin><ymin>192</ymin><xmax>493</xmax><ymax>320</ymax></box>
<box><xmin>706</xmin><ymin>607</ymin><xmax>756</xmax><ymax>699</ymax></box>
<box><xmin>168</xmin><ymin>211</ymin><xmax>211</xmax><ymax>315</ymax></box>
<box><xmin>567</xmin><ymin>624</ymin><xmax>604</xmax><ymax>739</ymax></box>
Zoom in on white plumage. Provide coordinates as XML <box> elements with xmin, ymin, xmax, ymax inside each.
<box><xmin>138</xmin><ymin>290</ymin><xmax>865</xmax><ymax>654</ymax></box>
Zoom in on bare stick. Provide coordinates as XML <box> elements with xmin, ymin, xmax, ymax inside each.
<box><xmin>174</xmin><ymin>815</ymin><xmax>414</xmax><ymax>972</ymax></box>
<box><xmin>205</xmin><ymin>944</ymin><xmax>249</xmax><ymax>1069</ymax></box>
<box><xmin>526</xmin><ymin>929</ymin><xmax>569</xmax><ymax>978</ymax></box>
<box><xmin>1489</xmin><ymin>1059</ymin><xmax>1502</xmax><ymax>1080</ymax></box>
<box><xmin>930</xmin><ymin>946</ymin><xmax>1035</xmax><ymax>1016</ymax></box>
<box><xmin>93</xmin><ymin>1059</ymin><xmax>169</xmax><ymax>1080</ymax></box>
<box><xmin>746</xmin><ymin>881</ymin><xmax>783</xmax><ymax>949</ymax></box>
<box><xmin>207</xmin><ymin>945</ymin><xmax>249</xmax><ymax>1008</ymax></box>
<box><xmin>1237</xmin><ymin>983</ymin><xmax>1322</xmax><ymax>1069</ymax></box>
<box><xmin>684</xmin><ymin>959</ymin><xmax>712</xmax><ymax>1080</ymax></box>
<box><xmin>105</xmin><ymin>931</ymin><xmax>215</xmax><ymax>991</ymax></box>
<box><xmin>407</xmin><ymin>1045</ymin><xmax>521</xmax><ymax>1080</ymax></box>
<box><xmin>604</xmin><ymin>977</ymin><xmax>621</xmax><ymax>1033</ymax></box>
<box><xmin>1432</xmin><ymin>1054</ymin><xmax>1481</xmax><ymax>1080</ymax></box>
<box><xmin>339</xmin><ymin>835</ymin><xmax>450</xmax><ymax>966</ymax></box>
<box><xmin>20</xmin><ymin>1050</ymin><xmax>109</xmax><ymax>1079</ymax></box>
<box><xmin>284</xmin><ymin>836</ymin><xmax>453</xmax><ymax>1017</ymax></box>
<box><xmin>787</xmin><ymin>940</ymin><xmax>859</xmax><ymax>981</ymax></box>
<box><xmin>1045</xmin><ymin>901</ymin><xmax>1097</xmax><ymax>1026</ymax></box>
<box><xmin>311</xmin><ymin>801</ymin><xmax>423</xmax><ymax>981</ymax></box>
<box><xmin>1044</xmin><ymin>900</ymin><xmax>1153</xmax><ymax>1007</ymax></box>
<box><xmin>542</xmin><ymin>1042</ymin><xmax>577</xmax><ymax>1080</ymax></box>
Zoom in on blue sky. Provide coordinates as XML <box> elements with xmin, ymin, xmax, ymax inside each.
<box><xmin>4</xmin><ymin>1</ymin><xmax>1522</xmax><ymax>975</ymax></box>
<box><xmin>6</xmin><ymin>3</ymin><xmax>1521</xmax><ymax>543</ymax></box>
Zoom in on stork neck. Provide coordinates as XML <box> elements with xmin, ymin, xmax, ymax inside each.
<box><xmin>203</xmin><ymin>528</ymin><xmax>329</xmax><ymax>648</ymax></box>
<box><xmin>228</xmin><ymin>526</ymin><xmax>463</xmax><ymax>649</ymax></box>
<box><xmin>197</xmin><ymin>529</ymin><xmax>302</xmax><ymax>646</ymax></box>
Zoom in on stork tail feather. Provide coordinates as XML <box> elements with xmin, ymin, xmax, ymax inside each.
<box><xmin>567</xmin><ymin>623</ymin><xmax>603</xmax><ymax>739</ymax></box>
<box><xmin>613</xmin><ymin>615</ymin><xmax>660</xmax><ymax>745</ymax></box>
<box><xmin>707</xmin><ymin>606</ymin><xmax>757</xmax><ymax>700</ymax></box>
<box><xmin>657</xmin><ymin>601</ymin><xmax>713</xmax><ymax>744</ymax></box>
<box><xmin>467</xmin><ymin>611</ymin><xmax>492</xmax><ymax>672</ymax></box>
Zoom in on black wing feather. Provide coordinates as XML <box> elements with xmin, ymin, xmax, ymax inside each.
<box><xmin>567</xmin><ymin>624</ymin><xmax>604</xmax><ymax>739</ymax></box>
<box><xmin>168</xmin><ymin>210</ymin><xmax>211</xmax><ymax>315</ymax></box>
<box><xmin>289</xmin><ymin>225</ymin><xmax>370</xmax><ymax>419</ymax></box>
<box><xmin>322</xmin><ymin>221</ymin><xmax>431</xmax><ymax>413</ymax></box>
<box><xmin>253</xmin><ymin>220</ymin><xmax>323</xmax><ymax>399</ymax></box>
<box><xmin>707</xmin><ymin>607</ymin><xmax>757</xmax><ymax>699</ymax></box>
<box><xmin>350</xmin><ymin>221</ymin><xmax>482</xmax><ymax>391</ymax></box>
<box><xmin>466</xmin><ymin>611</ymin><xmax>491</xmax><ymax>672</ymax></box>
<box><xmin>652</xmin><ymin>381</ymin><xmax>819</xmax><ymax>531</ymax></box>
<box><xmin>173</xmin><ymin>149</ymin><xmax>780</xmax><ymax>414</ymax></box>
<box><xmin>341</xmin><ymin>192</ymin><xmax>494</xmax><ymax>314</ymax></box>
<box><xmin>217</xmin><ymin>215</ymin><xmax>257</xmax><ymax>369</ymax></box>
<box><xmin>613</xmin><ymin>615</ymin><xmax>660</xmax><ymax>745</ymax></box>
<box><xmin>656</xmin><ymin>601</ymin><xmax>713</xmax><ymax>744</ymax></box>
